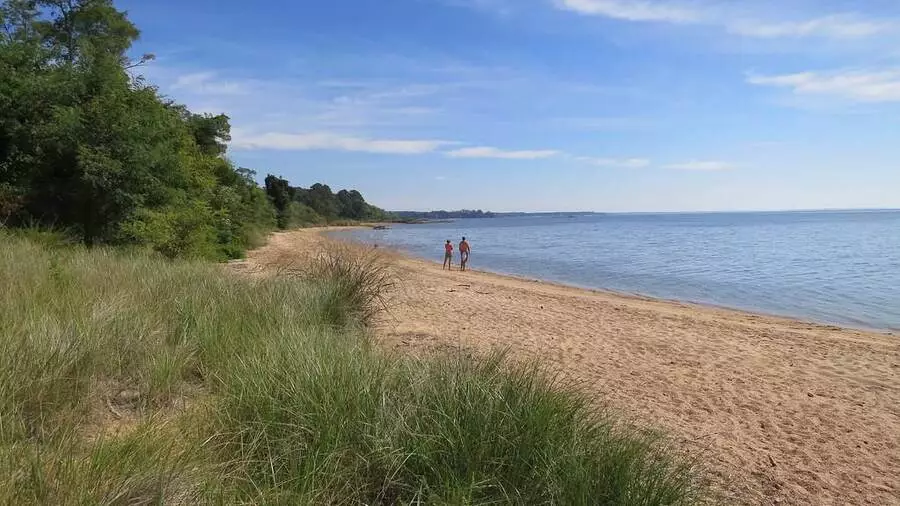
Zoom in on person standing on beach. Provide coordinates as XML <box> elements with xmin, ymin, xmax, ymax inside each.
<box><xmin>443</xmin><ymin>240</ymin><xmax>454</xmax><ymax>270</ymax></box>
<box><xmin>459</xmin><ymin>237</ymin><xmax>471</xmax><ymax>271</ymax></box>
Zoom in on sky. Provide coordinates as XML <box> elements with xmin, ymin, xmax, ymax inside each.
<box><xmin>120</xmin><ymin>0</ymin><xmax>900</xmax><ymax>212</ymax></box>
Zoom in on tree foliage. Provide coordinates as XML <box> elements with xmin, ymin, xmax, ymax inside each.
<box><xmin>0</xmin><ymin>0</ymin><xmax>387</xmax><ymax>258</ymax></box>
<box><xmin>264</xmin><ymin>175</ymin><xmax>392</xmax><ymax>228</ymax></box>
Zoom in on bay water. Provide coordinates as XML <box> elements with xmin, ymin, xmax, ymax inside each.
<box><xmin>332</xmin><ymin>210</ymin><xmax>900</xmax><ymax>331</ymax></box>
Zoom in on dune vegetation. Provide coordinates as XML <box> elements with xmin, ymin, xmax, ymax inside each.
<box><xmin>0</xmin><ymin>230</ymin><xmax>707</xmax><ymax>505</ymax></box>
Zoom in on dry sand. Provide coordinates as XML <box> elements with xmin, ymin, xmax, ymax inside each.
<box><xmin>241</xmin><ymin>229</ymin><xmax>900</xmax><ymax>506</ymax></box>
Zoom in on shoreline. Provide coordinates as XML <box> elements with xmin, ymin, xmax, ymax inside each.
<box><xmin>244</xmin><ymin>229</ymin><xmax>900</xmax><ymax>506</ymax></box>
<box><xmin>328</xmin><ymin>227</ymin><xmax>896</xmax><ymax>336</ymax></box>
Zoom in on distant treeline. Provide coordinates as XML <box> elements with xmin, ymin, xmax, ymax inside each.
<box><xmin>394</xmin><ymin>210</ymin><xmax>496</xmax><ymax>220</ymax></box>
<box><xmin>393</xmin><ymin>210</ymin><xmax>602</xmax><ymax>221</ymax></box>
<box><xmin>263</xmin><ymin>176</ymin><xmax>393</xmax><ymax>229</ymax></box>
<box><xmin>0</xmin><ymin>0</ymin><xmax>388</xmax><ymax>260</ymax></box>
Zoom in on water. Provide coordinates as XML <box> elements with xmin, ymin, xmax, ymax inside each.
<box><xmin>332</xmin><ymin>211</ymin><xmax>900</xmax><ymax>332</ymax></box>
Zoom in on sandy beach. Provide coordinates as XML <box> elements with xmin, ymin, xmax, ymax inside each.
<box><xmin>242</xmin><ymin>229</ymin><xmax>900</xmax><ymax>505</ymax></box>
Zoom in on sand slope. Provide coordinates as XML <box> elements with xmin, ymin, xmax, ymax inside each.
<box><xmin>244</xmin><ymin>230</ymin><xmax>900</xmax><ymax>506</ymax></box>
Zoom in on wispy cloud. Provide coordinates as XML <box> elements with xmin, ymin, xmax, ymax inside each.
<box><xmin>555</xmin><ymin>0</ymin><xmax>700</xmax><ymax>23</ymax></box>
<box><xmin>729</xmin><ymin>15</ymin><xmax>888</xmax><ymax>39</ymax></box>
<box><xmin>550</xmin><ymin>116</ymin><xmax>655</xmax><ymax>131</ymax></box>
<box><xmin>171</xmin><ymin>72</ymin><xmax>249</xmax><ymax>95</ymax></box>
<box><xmin>664</xmin><ymin>160</ymin><xmax>734</xmax><ymax>171</ymax></box>
<box><xmin>148</xmin><ymin>58</ymin><xmax>660</xmax><ymax>148</ymax></box>
<box><xmin>747</xmin><ymin>69</ymin><xmax>900</xmax><ymax>103</ymax></box>
<box><xmin>438</xmin><ymin>0</ymin><xmax>514</xmax><ymax>16</ymax></box>
<box><xmin>579</xmin><ymin>157</ymin><xmax>651</xmax><ymax>168</ymax></box>
<box><xmin>231</xmin><ymin>131</ymin><xmax>453</xmax><ymax>154</ymax></box>
<box><xmin>445</xmin><ymin>146</ymin><xmax>559</xmax><ymax>159</ymax></box>
<box><xmin>554</xmin><ymin>0</ymin><xmax>891</xmax><ymax>41</ymax></box>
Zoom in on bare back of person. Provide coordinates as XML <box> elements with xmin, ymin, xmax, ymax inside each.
<box><xmin>459</xmin><ymin>237</ymin><xmax>470</xmax><ymax>271</ymax></box>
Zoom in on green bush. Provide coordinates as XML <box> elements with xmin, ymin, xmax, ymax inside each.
<box><xmin>121</xmin><ymin>201</ymin><xmax>219</xmax><ymax>260</ymax></box>
<box><xmin>0</xmin><ymin>1</ymin><xmax>279</xmax><ymax>259</ymax></box>
<box><xmin>281</xmin><ymin>201</ymin><xmax>326</xmax><ymax>229</ymax></box>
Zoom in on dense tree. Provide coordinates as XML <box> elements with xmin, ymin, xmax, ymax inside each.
<box><xmin>1</xmin><ymin>0</ymin><xmax>150</xmax><ymax>244</ymax></box>
<box><xmin>305</xmin><ymin>183</ymin><xmax>338</xmax><ymax>219</ymax></box>
<box><xmin>183</xmin><ymin>110</ymin><xmax>231</xmax><ymax>157</ymax></box>
<box><xmin>264</xmin><ymin>175</ymin><xmax>292</xmax><ymax>214</ymax></box>
<box><xmin>264</xmin><ymin>176</ymin><xmax>393</xmax><ymax>228</ymax></box>
<box><xmin>337</xmin><ymin>189</ymin><xmax>367</xmax><ymax>220</ymax></box>
<box><xmin>264</xmin><ymin>174</ymin><xmax>293</xmax><ymax>228</ymax></box>
<box><xmin>1</xmin><ymin>0</ymin><xmax>390</xmax><ymax>257</ymax></box>
<box><xmin>0</xmin><ymin>0</ymin><xmax>266</xmax><ymax>256</ymax></box>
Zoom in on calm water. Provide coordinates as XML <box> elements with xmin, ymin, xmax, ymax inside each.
<box><xmin>332</xmin><ymin>211</ymin><xmax>900</xmax><ymax>331</ymax></box>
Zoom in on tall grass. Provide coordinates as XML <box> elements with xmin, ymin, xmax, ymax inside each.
<box><xmin>0</xmin><ymin>229</ymin><xmax>708</xmax><ymax>505</ymax></box>
<box><xmin>301</xmin><ymin>243</ymin><xmax>398</xmax><ymax>327</ymax></box>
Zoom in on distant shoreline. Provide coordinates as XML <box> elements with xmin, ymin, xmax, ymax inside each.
<box><xmin>391</xmin><ymin>208</ymin><xmax>900</xmax><ymax>218</ymax></box>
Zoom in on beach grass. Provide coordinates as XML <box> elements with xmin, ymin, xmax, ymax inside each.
<box><xmin>0</xmin><ymin>229</ymin><xmax>707</xmax><ymax>504</ymax></box>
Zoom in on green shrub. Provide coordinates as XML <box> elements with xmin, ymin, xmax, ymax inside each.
<box><xmin>121</xmin><ymin>202</ymin><xmax>219</xmax><ymax>260</ymax></box>
<box><xmin>2</xmin><ymin>225</ymin><xmax>79</xmax><ymax>250</ymax></box>
<box><xmin>281</xmin><ymin>201</ymin><xmax>326</xmax><ymax>229</ymax></box>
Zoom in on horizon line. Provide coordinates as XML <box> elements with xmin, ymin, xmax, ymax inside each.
<box><xmin>389</xmin><ymin>207</ymin><xmax>900</xmax><ymax>215</ymax></box>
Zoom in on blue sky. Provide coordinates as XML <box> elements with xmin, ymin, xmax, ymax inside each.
<box><xmin>122</xmin><ymin>0</ymin><xmax>900</xmax><ymax>212</ymax></box>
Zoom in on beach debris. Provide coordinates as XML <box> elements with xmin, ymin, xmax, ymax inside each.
<box><xmin>105</xmin><ymin>397</ymin><xmax>123</xmax><ymax>419</ymax></box>
<box><xmin>115</xmin><ymin>389</ymin><xmax>141</xmax><ymax>405</ymax></box>
<box><xmin>768</xmin><ymin>455</ymin><xmax>777</xmax><ymax>468</ymax></box>
<box><xmin>807</xmin><ymin>392</ymin><xmax>814</xmax><ymax>398</ymax></box>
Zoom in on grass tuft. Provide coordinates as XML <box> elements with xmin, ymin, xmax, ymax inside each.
<box><xmin>301</xmin><ymin>243</ymin><xmax>398</xmax><ymax>327</ymax></box>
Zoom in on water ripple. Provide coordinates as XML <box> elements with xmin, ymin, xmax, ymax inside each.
<box><xmin>336</xmin><ymin>211</ymin><xmax>900</xmax><ymax>331</ymax></box>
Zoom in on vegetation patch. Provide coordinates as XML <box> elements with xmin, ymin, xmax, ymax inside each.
<box><xmin>0</xmin><ymin>0</ymin><xmax>392</xmax><ymax>260</ymax></box>
<box><xmin>0</xmin><ymin>231</ymin><xmax>708</xmax><ymax>505</ymax></box>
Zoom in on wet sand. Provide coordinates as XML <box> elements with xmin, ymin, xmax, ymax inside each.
<box><xmin>242</xmin><ymin>229</ymin><xmax>900</xmax><ymax>505</ymax></box>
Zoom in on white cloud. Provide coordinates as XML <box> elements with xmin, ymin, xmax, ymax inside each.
<box><xmin>171</xmin><ymin>72</ymin><xmax>249</xmax><ymax>95</ymax></box>
<box><xmin>445</xmin><ymin>146</ymin><xmax>560</xmax><ymax>159</ymax></box>
<box><xmin>730</xmin><ymin>15</ymin><xmax>888</xmax><ymax>39</ymax></box>
<box><xmin>231</xmin><ymin>131</ymin><xmax>452</xmax><ymax>154</ymax></box>
<box><xmin>664</xmin><ymin>161</ymin><xmax>734</xmax><ymax>171</ymax></box>
<box><xmin>555</xmin><ymin>0</ymin><xmax>701</xmax><ymax>23</ymax></box>
<box><xmin>554</xmin><ymin>1</ymin><xmax>890</xmax><ymax>41</ymax></box>
<box><xmin>579</xmin><ymin>157</ymin><xmax>651</xmax><ymax>168</ymax></box>
<box><xmin>747</xmin><ymin>70</ymin><xmax>900</xmax><ymax>103</ymax></box>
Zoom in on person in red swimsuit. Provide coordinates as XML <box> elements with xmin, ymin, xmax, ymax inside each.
<box><xmin>443</xmin><ymin>240</ymin><xmax>453</xmax><ymax>270</ymax></box>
